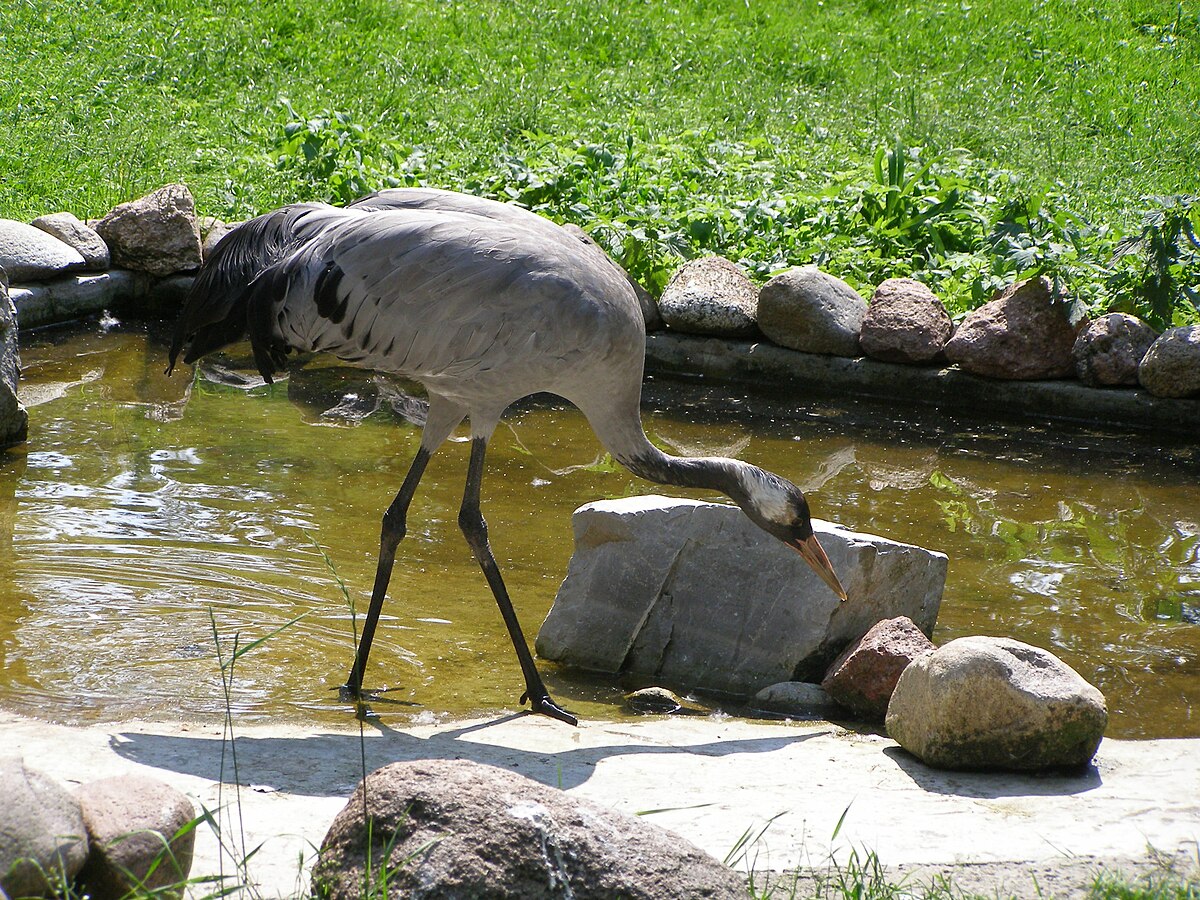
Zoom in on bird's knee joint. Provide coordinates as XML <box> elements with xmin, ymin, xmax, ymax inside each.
<box><xmin>458</xmin><ymin>507</ymin><xmax>487</xmax><ymax>543</ymax></box>
<box><xmin>381</xmin><ymin>510</ymin><xmax>407</xmax><ymax>546</ymax></box>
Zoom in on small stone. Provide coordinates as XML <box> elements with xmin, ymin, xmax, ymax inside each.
<box><xmin>757</xmin><ymin>265</ymin><xmax>866</xmax><ymax>356</ymax></box>
<box><xmin>0</xmin><ymin>219</ymin><xmax>86</xmax><ymax>282</ymax></box>
<box><xmin>623</xmin><ymin>687</ymin><xmax>710</xmax><ymax>715</ymax></box>
<box><xmin>93</xmin><ymin>184</ymin><xmax>203</xmax><ymax>276</ymax></box>
<box><xmin>821</xmin><ymin>616</ymin><xmax>935</xmax><ymax>721</ymax></box>
<box><xmin>75</xmin><ymin>774</ymin><xmax>196</xmax><ymax>900</ymax></box>
<box><xmin>658</xmin><ymin>256</ymin><xmax>758</xmax><ymax>336</ymax></box>
<box><xmin>944</xmin><ymin>276</ymin><xmax>1082</xmax><ymax>379</ymax></box>
<box><xmin>860</xmin><ymin>278</ymin><xmax>953</xmax><ymax>363</ymax></box>
<box><xmin>198</xmin><ymin>216</ymin><xmax>238</xmax><ymax>261</ymax></box>
<box><xmin>1072</xmin><ymin>313</ymin><xmax>1160</xmax><ymax>387</ymax></box>
<box><xmin>752</xmin><ymin>682</ymin><xmax>845</xmax><ymax>719</ymax></box>
<box><xmin>885</xmin><ymin>636</ymin><xmax>1107</xmax><ymax>771</ymax></box>
<box><xmin>1138</xmin><ymin>325</ymin><xmax>1200</xmax><ymax>398</ymax></box>
<box><xmin>30</xmin><ymin>212</ymin><xmax>110</xmax><ymax>271</ymax></box>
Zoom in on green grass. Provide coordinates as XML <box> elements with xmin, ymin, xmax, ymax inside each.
<box><xmin>5</xmin><ymin>0</ymin><xmax>1200</xmax><ymax>314</ymax></box>
<box><xmin>2</xmin><ymin>0</ymin><xmax>1199</xmax><ymax>323</ymax></box>
<box><xmin>3</xmin><ymin>0</ymin><xmax>1197</xmax><ymax>218</ymax></box>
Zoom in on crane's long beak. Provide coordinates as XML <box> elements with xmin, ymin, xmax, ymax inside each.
<box><xmin>787</xmin><ymin>533</ymin><xmax>848</xmax><ymax>602</ymax></box>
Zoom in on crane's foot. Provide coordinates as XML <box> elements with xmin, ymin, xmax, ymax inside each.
<box><xmin>520</xmin><ymin>689</ymin><xmax>578</xmax><ymax>726</ymax></box>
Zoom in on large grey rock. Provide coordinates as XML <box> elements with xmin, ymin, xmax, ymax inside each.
<box><xmin>944</xmin><ymin>276</ymin><xmax>1081</xmax><ymax>379</ymax></box>
<box><xmin>30</xmin><ymin>213</ymin><xmax>110</xmax><ymax>271</ymax></box>
<box><xmin>312</xmin><ymin>759</ymin><xmax>745</xmax><ymax>900</ymax></box>
<box><xmin>658</xmin><ymin>256</ymin><xmax>758</xmax><ymax>336</ymax></box>
<box><xmin>0</xmin><ymin>758</ymin><xmax>89</xmax><ymax>899</ymax></box>
<box><xmin>1</xmin><ymin>274</ymin><xmax>27</xmax><ymax>451</ymax></box>
<box><xmin>0</xmin><ymin>220</ymin><xmax>86</xmax><ymax>282</ymax></box>
<box><xmin>757</xmin><ymin>265</ymin><xmax>866</xmax><ymax>356</ymax></box>
<box><xmin>821</xmin><ymin>616</ymin><xmax>934</xmax><ymax>721</ymax></box>
<box><xmin>75</xmin><ymin>775</ymin><xmax>196</xmax><ymax>900</ymax></box>
<box><xmin>93</xmin><ymin>184</ymin><xmax>203</xmax><ymax>276</ymax></box>
<box><xmin>536</xmin><ymin>496</ymin><xmax>946</xmax><ymax>694</ymax></box>
<box><xmin>562</xmin><ymin>223</ymin><xmax>663</xmax><ymax>331</ymax></box>
<box><xmin>1073</xmin><ymin>313</ymin><xmax>1158</xmax><ymax>387</ymax></box>
<box><xmin>885</xmin><ymin>636</ymin><xmax>1107</xmax><ymax>771</ymax></box>
<box><xmin>1138</xmin><ymin>325</ymin><xmax>1200</xmax><ymax>398</ymax></box>
<box><xmin>860</xmin><ymin>278</ymin><xmax>953</xmax><ymax>363</ymax></box>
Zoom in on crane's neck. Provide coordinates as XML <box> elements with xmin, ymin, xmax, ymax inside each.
<box><xmin>575</xmin><ymin>390</ymin><xmax>756</xmax><ymax>508</ymax></box>
<box><xmin>619</xmin><ymin>442</ymin><xmax>751</xmax><ymax>504</ymax></box>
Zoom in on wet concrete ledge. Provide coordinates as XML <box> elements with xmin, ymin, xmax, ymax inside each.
<box><xmin>646</xmin><ymin>332</ymin><xmax>1200</xmax><ymax>437</ymax></box>
<box><xmin>9</xmin><ymin>270</ymin><xmax>191</xmax><ymax>330</ymax></box>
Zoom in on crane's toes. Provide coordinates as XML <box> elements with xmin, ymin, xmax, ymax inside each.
<box><xmin>521</xmin><ymin>691</ymin><xmax>579</xmax><ymax>726</ymax></box>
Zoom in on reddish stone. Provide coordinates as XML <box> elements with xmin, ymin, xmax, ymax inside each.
<box><xmin>944</xmin><ymin>276</ymin><xmax>1082</xmax><ymax>379</ymax></box>
<box><xmin>821</xmin><ymin>616</ymin><xmax>935</xmax><ymax>721</ymax></box>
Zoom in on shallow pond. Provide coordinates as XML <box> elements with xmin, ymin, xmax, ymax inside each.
<box><xmin>2</xmin><ymin>318</ymin><xmax>1198</xmax><ymax>738</ymax></box>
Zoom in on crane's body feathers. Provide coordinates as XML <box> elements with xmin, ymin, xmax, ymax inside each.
<box><xmin>168</xmin><ymin>189</ymin><xmax>846</xmax><ymax>724</ymax></box>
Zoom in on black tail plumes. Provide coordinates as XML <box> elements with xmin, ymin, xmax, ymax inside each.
<box><xmin>166</xmin><ymin>202</ymin><xmax>343</xmax><ymax>379</ymax></box>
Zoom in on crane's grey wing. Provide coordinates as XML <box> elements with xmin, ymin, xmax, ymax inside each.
<box><xmin>350</xmin><ymin>188</ymin><xmax>652</xmax><ymax>328</ymax></box>
<box><xmin>248</xmin><ymin>209</ymin><xmax>632</xmax><ymax>390</ymax></box>
<box><xmin>350</xmin><ymin>188</ymin><xmax>571</xmax><ymax>242</ymax></box>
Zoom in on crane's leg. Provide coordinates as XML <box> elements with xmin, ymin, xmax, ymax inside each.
<box><xmin>459</xmin><ymin>436</ymin><xmax>578</xmax><ymax>726</ymax></box>
<box><xmin>344</xmin><ymin>446</ymin><xmax>432</xmax><ymax>695</ymax></box>
<box><xmin>346</xmin><ymin>398</ymin><xmax>465</xmax><ymax>695</ymax></box>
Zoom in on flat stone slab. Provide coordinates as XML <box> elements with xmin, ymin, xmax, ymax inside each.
<box><xmin>1</xmin><ymin>711</ymin><xmax>1196</xmax><ymax>899</ymax></box>
<box><xmin>646</xmin><ymin>332</ymin><xmax>1200</xmax><ymax>435</ymax></box>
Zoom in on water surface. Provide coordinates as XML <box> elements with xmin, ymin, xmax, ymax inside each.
<box><xmin>2</xmin><ymin>319</ymin><xmax>1197</xmax><ymax>738</ymax></box>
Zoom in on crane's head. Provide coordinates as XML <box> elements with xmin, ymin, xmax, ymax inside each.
<box><xmin>731</xmin><ymin>465</ymin><xmax>848</xmax><ymax>602</ymax></box>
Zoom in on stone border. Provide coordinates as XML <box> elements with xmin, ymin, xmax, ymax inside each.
<box><xmin>9</xmin><ymin>271</ymin><xmax>1198</xmax><ymax>437</ymax></box>
<box><xmin>645</xmin><ymin>332</ymin><xmax>1200</xmax><ymax>436</ymax></box>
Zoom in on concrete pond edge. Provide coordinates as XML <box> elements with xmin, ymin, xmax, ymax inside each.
<box><xmin>645</xmin><ymin>332</ymin><xmax>1200</xmax><ymax>436</ymax></box>
<box><xmin>2</xmin><ymin>710</ymin><xmax>1198</xmax><ymax>900</ymax></box>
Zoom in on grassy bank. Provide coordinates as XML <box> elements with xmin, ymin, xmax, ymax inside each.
<box><xmin>2</xmin><ymin>0</ymin><xmax>1198</xmax><ymax>321</ymax></box>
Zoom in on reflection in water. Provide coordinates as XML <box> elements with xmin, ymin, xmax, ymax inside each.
<box><xmin>2</xmin><ymin>319</ymin><xmax>1198</xmax><ymax>737</ymax></box>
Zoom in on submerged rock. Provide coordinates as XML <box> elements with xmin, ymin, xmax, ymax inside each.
<box><xmin>536</xmin><ymin>496</ymin><xmax>946</xmax><ymax>696</ymax></box>
<box><xmin>752</xmin><ymin>681</ymin><xmax>845</xmax><ymax>719</ymax></box>
<box><xmin>623</xmin><ymin>686</ymin><xmax>710</xmax><ymax>716</ymax></box>
<box><xmin>885</xmin><ymin>636</ymin><xmax>1107</xmax><ymax>771</ymax></box>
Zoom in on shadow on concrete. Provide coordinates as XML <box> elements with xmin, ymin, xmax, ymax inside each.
<box><xmin>881</xmin><ymin>745</ymin><xmax>1102</xmax><ymax>798</ymax></box>
<box><xmin>110</xmin><ymin>713</ymin><xmax>829</xmax><ymax>796</ymax></box>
